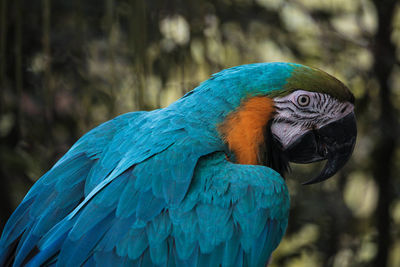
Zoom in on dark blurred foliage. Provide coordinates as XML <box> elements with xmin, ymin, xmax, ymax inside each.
<box><xmin>1</xmin><ymin>0</ymin><xmax>400</xmax><ymax>266</ymax></box>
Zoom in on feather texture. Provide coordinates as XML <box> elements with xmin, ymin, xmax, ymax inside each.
<box><xmin>0</xmin><ymin>62</ymin><xmax>354</xmax><ymax>266</ymax></box>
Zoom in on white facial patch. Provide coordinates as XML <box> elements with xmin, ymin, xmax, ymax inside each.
<box><xmin>271</xmin><ymin>90</ymin><xmax>354</xmax><ymax>149</ymax></box>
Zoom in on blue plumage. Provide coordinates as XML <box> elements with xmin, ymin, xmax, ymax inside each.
<box><xmin>0</xmin><ymin>63</ymin><xmax>300</xmax><ymax>266</ymax></box>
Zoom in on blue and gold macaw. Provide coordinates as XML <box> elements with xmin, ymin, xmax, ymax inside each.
<box><xmin>0</xmin><ymin>62</ymin><xmax>356</xmax><ymax>266</ymax></box>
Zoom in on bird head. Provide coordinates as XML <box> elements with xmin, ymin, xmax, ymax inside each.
<box><xmin>217</xmin><ymin>63</ymin><xmax>356</xmax><ymax>184</ymax></box>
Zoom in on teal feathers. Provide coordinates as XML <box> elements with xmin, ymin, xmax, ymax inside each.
<box><xmin>0</xmin><ymin>62</ymin><xmax>331</xmax><ymax>266</ymax></box>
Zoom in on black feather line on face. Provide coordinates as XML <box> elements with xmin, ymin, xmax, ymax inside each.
<box><xmin>259</xmin><ymin>120</ymin><xmax>290</xmax><ymax>178</ymax></box>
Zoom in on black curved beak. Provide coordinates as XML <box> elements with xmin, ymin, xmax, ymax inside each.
<box><xmin>284</xmin><ymin>112</ymin><xmax>357</xmax><ymax>185</ymax></box>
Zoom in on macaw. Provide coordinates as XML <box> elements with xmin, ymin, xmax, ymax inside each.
<box><xmin>0</xmin><ymin>62</ymin><xmax>356</xmax><ymax>267</ymax></box>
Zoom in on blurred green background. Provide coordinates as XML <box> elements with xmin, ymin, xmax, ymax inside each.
<box><xmin>1</xmin><ymin>0</ymin><xmax>400</xmax><ymax>266</ymax></box>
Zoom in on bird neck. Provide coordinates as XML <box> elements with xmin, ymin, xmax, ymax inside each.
<box><xmin>219</xmin><ymin>96</ymin><xmax>275</xmax><ymax>165</ymax></box>
<box><xmin>219</xmin><ymin>96</ymin><xmax>290</xmax><ymax>177</ymax></box>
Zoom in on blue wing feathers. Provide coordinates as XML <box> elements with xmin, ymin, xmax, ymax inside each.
<box><xmin>134</xmin><ymin>157</ymin><xmax>157</xmax><ymax>193</ymax></box>
<box><xmin>117</xmin><ymin>228</ymin><xmax>148</xmax><ymax>260</ymax></box>
<box><xmin>221</xmin><ymin>229</ymin><xmax>241</xmax><ymax>267</ymax></box>
<box><xmin>173</xmin><ymin>231</ymin><xmax>198</xmax><ymax>260</ymax></box>
<box><xmin>57</xmin><ymin>212</ymin><xmax>114</xmax><ymax>267</ymax></box>
<box><xmin>0</xmin><ymin>197</ymin><xmax>34</xmax><ymax>248</ymax></box>
<box><xmin>13</xmin><ymin>223</ymin><xmax>37</xmax><ymax>266</ymax></box>
<box><xmin>169</xmin><ymin>241</ymin><xmax>198</xmax><ymax>267</ymax></box>
<box><xmin>94</xmin><ymin>250</ymin><xmax>123</xmax><ymax>267</ymax></box>
<box><xmin>247</xmin><ymin>220</ymin><xmax>273</xmax><ymax>267</ymax></box>
<box><xmin>146</xmin><ymin>212</ymin><xmax>172</xmax><ymax>247</ymax></box>
<box><xmin>91</xmin><ymin>171</ymin><xmax>129</xmax><ymax>208</ymax></box>
<box><xmin>136</xmin><ymin>190</ymin><xmax>166</xmax><ymax>222</ymax></box>
<box><xmin>96</xmin><ymin>214</ymin><xmax>136</xmax><ymax>252</ymax></box>
<box><xmin>116</xmin><ymin>172</ymin><xmax>139</xmax><ymax>218</ymax></box>
<box><xmin>25</xmin><ymin>229</ymin><xmax>70</xmax><ymax>267</ymax></box>
<box><xmin>82</xmin><ymin>255</ymin><xmax>96</xmax><ymax>267</ymax></box>
<box><xmin>196</xmin><ymin>204</ymin><xmax>233</xmax><ymax>253</ymax></box>
<box><xmin>149</xmin><ymin>240</ymin><xmax>168</xmax><ymax>265</ymax></box>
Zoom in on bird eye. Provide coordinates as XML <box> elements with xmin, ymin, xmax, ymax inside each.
<box><xmin>297</xmin><ymin>95</ymin><xmax>310</xmax><ymax>107</ymax></box>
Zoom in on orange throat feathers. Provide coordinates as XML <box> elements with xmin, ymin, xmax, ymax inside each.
<box><xmin>219</xmin><ymin>96</ymin><xmax>275</xmax><ymax>165</ymax></box>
